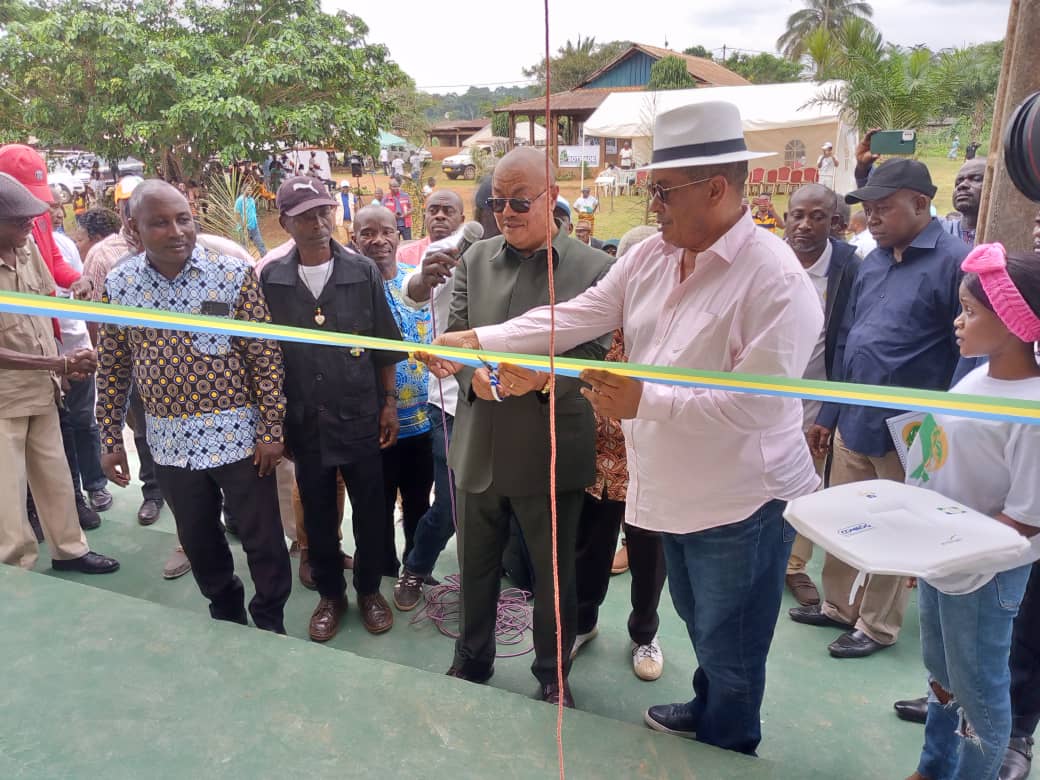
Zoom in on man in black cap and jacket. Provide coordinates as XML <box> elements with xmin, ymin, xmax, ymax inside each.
<box><xmin>789</xmin><ymin>158</ymin><xmax>969</xmax><ymax>658</ymax></box>
<box><xmin>260</xmin><ymin>176</ymin><xmax>404</xmax><ymax>642</ymax></box>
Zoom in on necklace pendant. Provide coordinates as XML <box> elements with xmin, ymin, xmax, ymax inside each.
<box><xmin>314</xmin><ymin>309</ymin><xmax>326</xmax><ymax>326</ymax></box>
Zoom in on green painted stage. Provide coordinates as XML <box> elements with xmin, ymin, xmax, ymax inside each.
<box><xmin>2</xmin><ymin>474</ymin><xmax>933</xmax><ymax>779</ymax></box>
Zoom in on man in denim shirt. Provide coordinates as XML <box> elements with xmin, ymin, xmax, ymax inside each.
<box><xmin>791</xmin><ymin>159</ymin><xmax>968</xmax><ymax>658</ymax></box>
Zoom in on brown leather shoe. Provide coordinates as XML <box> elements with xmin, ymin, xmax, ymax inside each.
<box><xmin>308</xmin><ymin>596</ymin><xmax>347</xmax><ymax>642</ymax></box>
<box><xmin>299</xmin><ymin>549</ymin><xmax>316</xmax><ymax>590</ymax></box>
<box><xmin>358</xmin><ymin>592</ymin><xmax>394</xmax><ymax>634</ymax></box>
<box><xmin>785</xmin><ymin>572</ymin><xmax>820</xmax><ymax>606</ymax></box>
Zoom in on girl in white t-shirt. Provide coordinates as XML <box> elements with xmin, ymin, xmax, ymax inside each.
<box><xmin>905</xmin><ymin>244</ymin><xmax>1040</xmax><ymax>780</ymax></box>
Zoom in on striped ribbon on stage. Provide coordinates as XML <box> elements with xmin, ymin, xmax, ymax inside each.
<box><xmin>4</xmin><ymin>289</ymin><xmax>1040</xmax><ymax>425</ymax></box>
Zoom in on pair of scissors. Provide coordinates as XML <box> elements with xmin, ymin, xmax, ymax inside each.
<box><xmin>479</xmin><ymin>357</ymin><xmax>505</xmax><ymax>402</ymax></box>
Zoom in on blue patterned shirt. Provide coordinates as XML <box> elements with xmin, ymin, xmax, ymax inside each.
<box><xmin>97</xmin><ymin>246</ymin><xmax>285</xmax><ymax>470</ymax></box>
<box><xmin>384</xmin><ymin>262</ymin><xmax>430</xmax><ymax>438</ymax></box>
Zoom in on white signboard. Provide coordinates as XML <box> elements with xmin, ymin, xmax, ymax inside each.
<box><xmin>558</xmin><ymin>145</ymin><xmax>600</xmax><ymax>167</ymax></box>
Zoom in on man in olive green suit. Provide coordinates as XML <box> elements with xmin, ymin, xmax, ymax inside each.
<box><xmin>444</xmin><ymin>148</ymin><xmax>612</xmax><ymax>707</ymax></box>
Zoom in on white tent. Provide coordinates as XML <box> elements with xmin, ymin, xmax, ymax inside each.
<box><xmin>583</xmin><ymin>81</ymin><xmax>858</xmax><ymax>194</ymax></box>
<box><xmin>463</xmin><ymin>121</ymin><xmax>547</xmax><ymax>149</ymax></box>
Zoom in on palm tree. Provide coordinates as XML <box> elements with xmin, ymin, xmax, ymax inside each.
<box><xmin>777</xmin><ymin>0</ymin><xmax>875</xmax><ymax>60</ymax></box>
<box><xmin>806</xmin><ymin>20</ymin><xmax>966</xmax><ymax>133</ymax></box>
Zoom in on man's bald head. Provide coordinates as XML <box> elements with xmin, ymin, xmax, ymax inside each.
<box><xmin>128</xmin><ymin>179</ymin><xmax>189</xmax><ymax>220</ymax></box>
<box><xmin>789</xmin><ymin>183</ymin><xmax>838</xmax><ymax>215</ymax></box>
<box><xmin>126</xmin><ymin>179</ymin><xmax>197</xmax><ymax>273</ymax></box>
<box><xmin>490</xmin><ymin>147</ymin><xmax>559</xmax><ymax>253</ymax></box>
<box><xmin>494</xmin><ymin>147</ymin><xmax>556</xmax><ymax>187</ymax></box>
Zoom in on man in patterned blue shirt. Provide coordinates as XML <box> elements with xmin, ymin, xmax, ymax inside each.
<box><xmin>353</xmin><ymin>205</ymin><xmax>435</xmax><ymax>592</ymax></box>
<box><xmin>96</xmin><ymin>180</ymin><xmax>291</xmax><ymax>633</ymax></box>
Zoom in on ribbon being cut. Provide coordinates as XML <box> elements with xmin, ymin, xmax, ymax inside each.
<box><xmin>2</xmin><ymin>288</ymin><xmax>1039</xmax><ymax>425</ymax></box>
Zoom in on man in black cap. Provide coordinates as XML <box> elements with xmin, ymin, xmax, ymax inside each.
<box><xmin>792</xmin><ymin>158</ymin><xmax>968</xmax><ymax>658</ymax></box>
<box><xmin>260</xmin><ymin>175</ymin><xmax>403</xmax><ymax>641</ymax></box>
<box><xmin>0</xmin><ymin>172</ymin><xmax>120</xmax><ymax>573</ymax></box>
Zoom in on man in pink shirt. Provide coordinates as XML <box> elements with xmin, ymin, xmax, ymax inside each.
<box><xmin>427</xmin><ymin>102</ymin><xmax>822</xmax><ymax>755</ymax></box>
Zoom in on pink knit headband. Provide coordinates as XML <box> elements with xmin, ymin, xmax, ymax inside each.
<box><xmin>962</xmin><ymin>243</ymin><xmax>1040</xmax><ymax>342</ymax></box>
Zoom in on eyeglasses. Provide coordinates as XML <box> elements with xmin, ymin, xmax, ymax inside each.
<box><xmin>484</xmin><ymin>190</ymin><xmax>547</xmax><ymax>214</ymax></box>
<box><xmin>648</xmin><ymin>176</ymin><xmax>713</xmax><ymax>205</ymax></box>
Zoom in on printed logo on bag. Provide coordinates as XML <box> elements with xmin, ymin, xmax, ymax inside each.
<box><xmin>838</xmin><ymin>522</ymin><xmax>874</xmax><ymax>537</ymax></box>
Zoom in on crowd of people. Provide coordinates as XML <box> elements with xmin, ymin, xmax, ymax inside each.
<box><xmin>0</xmin><ymin>95</ymin><xmax>1038</xmax><ymax>780</ymax></box>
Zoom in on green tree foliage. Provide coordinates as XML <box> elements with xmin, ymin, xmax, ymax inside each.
<box><xmin>647</xmin><ymin>56</ymin><xmax>696</xmax><ymax>91</ymax></box>
<box><xmin>424</xmin><ymin>85</ymin><xmax>536</xmax><ymax>122</ymax></box>
<box><xmin>0</xmin><ymin>0</ymin><xmax>411</xmax><ymax>174</ymax></box>
<box><xmin>523</xmin><ymin>36</ymin><xmax>631</xmax><ymax>93</ymax></box>
<box><xmin>947</xmin><ymin>41</ymin><xmax>1004</xmax><ymax>141</ymax></box>
<box><xmin>806</xmin><ymin>20</ymin><xmax>966</xmax><ymax>133</ymax></box>
<box><xmin>681</xmin><ymin>45</ymin><xmax>803</xmax><ymax>84</ymax></box>
<box><xmin>777</xmin><ymin>0</ymin><xmax>875</xmax><ymax>60</ymax></box>
<box><xmin>724</xmin><ymin>52</ymin><xmax>804</xmax><ymax>84</ymax></box>
<box><xmin>682</xmin><ymin>45</ymin><xmax>713</xmax><ymax>59</ymax></box>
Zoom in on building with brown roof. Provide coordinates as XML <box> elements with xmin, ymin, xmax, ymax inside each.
<box><xmin>495</xmin><ymin>44</ymin><xmax>749</xmax><ymax>167</ymax></box>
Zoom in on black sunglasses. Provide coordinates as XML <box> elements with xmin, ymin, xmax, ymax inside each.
<box><xmin>484</xmin><ymin>190</ymin><xmax>547</xmax><ymax>213</ymax></box>
<box><xmin>648</xmin><ymin>176</ymin><xmax>712</xmax><ymax>205</ymax></box>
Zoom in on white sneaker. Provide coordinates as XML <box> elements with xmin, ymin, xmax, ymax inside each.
<box><xmin>570</xmin><ymin>626</ymin><xmax>599</xmax><ymax>660</ymax></box>
<box><xmin>632</xmin><ymin>637</ymin><xmax>663</xmax><ymax>681</ymax></box>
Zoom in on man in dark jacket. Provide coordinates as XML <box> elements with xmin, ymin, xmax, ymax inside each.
<box><xmin>260</xmin><ymin>176</ymin><xmax>404</xmax><ymax>642</ymax></box>
<box><xmin>780</xmin><ymin>184</ymin><xmax>859</xmax><ymax>607</ymax></box>
<box><xmin>441</xmin><ymin>148</ymin><xmax>612</xmax><ymax>707</ymax></box>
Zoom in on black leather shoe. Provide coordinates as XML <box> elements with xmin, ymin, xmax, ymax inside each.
<box><xmin>644</xmin><ymin>703</ymin><xmax>698</xmax><ymax>739</ymax></box>
<box><xmin>137</xmin><ymin>498</ymin><xmax>163</xmax><ymax>526</ymax></box>
<box><xmin>88</xmin><ymin>488</ymin><xmax>113</xmax><ymax>512</ymax></box>
<box><xmin>75</xmin><ymin>496</ymin><xmax>101</xmax><ymax>531</ymax></box>
<box><xmin>540</xmin><ymin>681</ymin><xmax>575</xmax><ymax>708</ymax></box>
<box><xmin>789</xmin><ymin>603</ymin><xmax>854</xmax><ymax>629</ymax></box>
<box><xmin>1000</xmin><ymin>737</ymin><xmax>1034</xmax><ymax>780</ymax></box>
<box><xmin>894</xmin><ymin>696</ymin><xmax>928</xmax><ymax>724</ymax></box>
<box><xmin>829</xmin><ymin>629</ymin><xmax>890</xmax><ymax>658</ymax></box>
<box><xmin>446</xmin><ymin>665</ymin><xmax>494</xmax><ymax>684</ymax></box>
<box><xmin>52</xmin><ymin>551</ymin><xmax>120</xmax><ymax>574</ymax></box>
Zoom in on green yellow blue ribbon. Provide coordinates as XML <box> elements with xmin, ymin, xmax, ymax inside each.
<box><xmin>4</xmin><ymin>289</ymin><xmax>1040</xmax><ymax>425</ymax></box>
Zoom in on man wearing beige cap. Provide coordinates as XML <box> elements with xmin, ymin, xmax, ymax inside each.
<box><xmin>426</xmin><ymin>101</ymin><xmax>822</xmax><ymax>754</ymax></box>
<box><xmin>0</xmin><ymin>172</ymin><xmax>119</xmax><ymax>574</ymax></box>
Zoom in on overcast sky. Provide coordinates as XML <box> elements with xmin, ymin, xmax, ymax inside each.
<box><xmin>326</xmin><ymin>1</ymin><xmax>1009</xmax><ymax>92</ymax></box>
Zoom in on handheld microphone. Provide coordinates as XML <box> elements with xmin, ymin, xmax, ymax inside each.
<box><xmin>423</xmin><ymin>221</ymin><xmax>484</xmax><ymax>261</ymax></box>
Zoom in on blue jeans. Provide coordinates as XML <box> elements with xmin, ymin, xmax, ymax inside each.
<box><xmin>404</xmin><ymin>405</ymin><xmax>454</xmax><ymax>576</ymax></box>
<box><xmin>247</xmin><ymin>226</ymin><xmax>267</xmax><ymax>256</ymax></box>
<box><xmin>917</xmin><ymin>565</ymin><xmax>1033</xmax><ymax>780</ymax></box>
<box><xmin>661</xmin><ymin>499</ymin><xmax>793</xmax><ymax>755</ymax></box>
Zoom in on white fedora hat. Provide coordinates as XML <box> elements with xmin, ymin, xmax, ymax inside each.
<box><xmin>641</xmin><ymin>101</ymin><xmax>775</xmax><ymax>170</ymax></box>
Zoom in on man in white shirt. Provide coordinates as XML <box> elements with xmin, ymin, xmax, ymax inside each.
<box><xmin>424</xmin><ymin>102</ymin><xmax>822</xmax><ymax>755</ymax></box>
<box><xmin>817</xmin><ymin>142</ymin><xmax>837</xmax><ymax>190</ymax></box>
<box><xmin>847</xmin><ymin>210</ymin><xmax>877</xmax><ymax>258</ymax></box>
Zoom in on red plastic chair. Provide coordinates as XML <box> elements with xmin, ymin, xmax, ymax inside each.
<box><xmin>802</xmin><ymin>167</ymin><xmax>818</xmax><ymax>184</ymax></box>
<box><xmin>748</xmin><ymin>167</ymin><xmax>765</xmax><ymax>196</ymax></box>
<box><xmin>764</xmin><ymin>169</ymin><xmax>778</xmax><ymax>196</ymax></box>
<box><xmin>776</xmin><ymin>166</ymin><xmax>792</xmax><ymax>194</ymax></box>
<box><xmin>788</xmin><ymin>168</ymin><xmax>804</xmax><ymax>193</ymax></box>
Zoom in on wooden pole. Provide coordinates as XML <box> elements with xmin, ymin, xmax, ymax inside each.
<box><xmin>977</xmin><ymin>0</ymin><xmax>1040</xmax><ymax>249</ymax></box>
